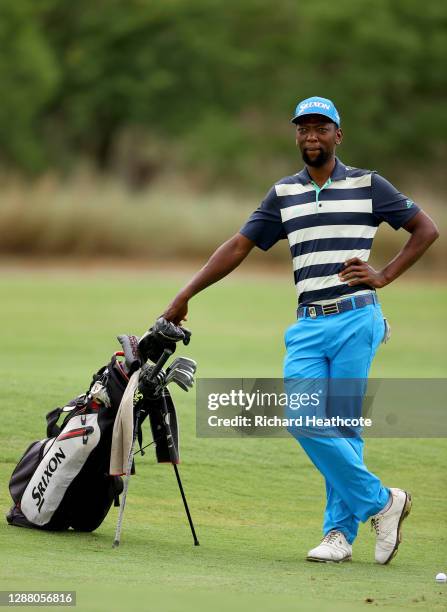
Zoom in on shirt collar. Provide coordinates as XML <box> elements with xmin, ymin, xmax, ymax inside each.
<box><xmin>296</xmin><ymin>157</ymin><xmax>347</xmax><ymax>185</ymax></box>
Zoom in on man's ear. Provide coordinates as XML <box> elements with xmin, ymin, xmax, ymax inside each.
<box><xmin>335</xmin><ymin>127</ymin><xmax>343</xmax><ymax>146</ymax></box>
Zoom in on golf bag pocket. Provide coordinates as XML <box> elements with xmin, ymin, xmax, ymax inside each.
<box><xmin>14</xmin><ymin>414</ymin><xmax>101</xmax><ymax>528</ymax></box>
<box><xmin>9</xmin><ymin>439</ymin><xmax>50</xmax><ymax>506</ymax></box>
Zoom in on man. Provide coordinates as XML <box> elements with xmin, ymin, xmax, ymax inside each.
<box><xmin>162</xmin><ymin>96</ymin><xmax>439</xmax><ymax>564</ymax></box>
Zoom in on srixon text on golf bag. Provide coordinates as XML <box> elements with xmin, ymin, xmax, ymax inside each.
<box><xmin>6</xmin><ymin>318</ymin><xmax>199</xmax><ymax>545</ymax></box>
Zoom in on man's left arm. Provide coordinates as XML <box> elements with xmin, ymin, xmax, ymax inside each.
<box><xmin>339</xmin><ymin>210</ymin><xmax>439</xmax><ymax>287</ymax></box>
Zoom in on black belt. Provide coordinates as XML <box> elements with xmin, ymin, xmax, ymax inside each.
<box><xmin>297</xmin><ymin>293</ymin><xmax>378</xmax><ymax>319</ymax></box>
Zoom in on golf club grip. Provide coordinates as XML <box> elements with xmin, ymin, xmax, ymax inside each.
<box><xmin>148</xmin><ymin>348</ymin><xmax>173</xmax><ymax>382</ymax></box>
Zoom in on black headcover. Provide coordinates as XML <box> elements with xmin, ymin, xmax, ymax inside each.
<box><xmin>137</xmin><ymin>318</ymin><xmax>191</xmax><ymax>363</ymax></box>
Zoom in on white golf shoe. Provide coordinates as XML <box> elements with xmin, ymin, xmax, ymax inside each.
<box><xmin>306</xmin><ymin>530</ymin><xmax>352</xmax><ymax>563</ymax></box>
<box><xmin>370</xmin><ymin>488</ymin><xmax>412</xmax><ymax>565</ymax></box>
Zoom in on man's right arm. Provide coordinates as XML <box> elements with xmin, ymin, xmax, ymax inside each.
<box><xmin>162</xmin><ymin>233</ymin><xmax>255</xmax><ymax>324</ymax></box>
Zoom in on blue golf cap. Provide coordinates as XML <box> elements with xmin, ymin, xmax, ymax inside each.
<box><xmin>291</xmin><ymin>96</ymin><xmax>340</xmax><ymax>126</ymax></box>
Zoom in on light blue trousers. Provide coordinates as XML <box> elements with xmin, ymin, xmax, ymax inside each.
<box><xmin>283</xmin><ymin>302</ymin><xmax>390</xmax><ymax>544</ymax></box>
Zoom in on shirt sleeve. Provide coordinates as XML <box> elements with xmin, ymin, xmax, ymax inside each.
<box><xmin>239</xmin><ymin>186</ymin><xmax>287</xmax><ymax>251</ymax></box>
<box><xmin>372</xmin><ymin>173</ymin><xmax>421</xmax><ymax>230</ymax></box>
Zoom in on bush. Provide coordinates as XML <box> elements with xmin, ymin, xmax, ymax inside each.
<box><xmin>0</xmin><ymin>1</ymin><xmax>446</xmax><ymax>186</ymax></box>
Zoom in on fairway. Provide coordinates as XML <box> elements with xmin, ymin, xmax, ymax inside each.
<box><xmin>1</xmin><ymin>267</ymin><xmax>446</xmax><ymax>612</ymax></box>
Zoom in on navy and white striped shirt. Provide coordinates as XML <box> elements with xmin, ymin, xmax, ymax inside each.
<box><xmin>240</xmin><ymin>158</ymin><xmax>420</xmax><ymax>305</ymax></box>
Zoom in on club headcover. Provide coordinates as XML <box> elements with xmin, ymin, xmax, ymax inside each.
<box><xmin>117</xmin><ymin>334</ymin><xmax>141</xmax><ymax>373</ymax></box>
<box><xmin>138</xmin><ymin>317</ymin><xmax>191</xmax><ymax>363</ymax></box>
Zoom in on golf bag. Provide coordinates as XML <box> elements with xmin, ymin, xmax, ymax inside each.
<box><xmin>6</xmin><ymin>351</ymin><xmax>179</xmax><ymax>532</ymax></box>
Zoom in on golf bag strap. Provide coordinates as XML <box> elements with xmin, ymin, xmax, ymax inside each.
<box><xmin>45</xmin><ymin>394</ymin><xmax>87</xmax><ymax>438</ymax></box>
<box><xmin>46</xmin><ymin>407</ymin><xmax>64</xmax><ymax>438</ymax></box>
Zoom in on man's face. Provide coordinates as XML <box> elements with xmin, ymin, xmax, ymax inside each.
<box><xmin>295</xmin><ymin>114</ymin><xmax>343</xmax><ymax>167</ymax></box>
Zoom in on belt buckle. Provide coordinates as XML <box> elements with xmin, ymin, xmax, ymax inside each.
<box><xmin>308</xmin><ymin>306</ymin><xmax>317</xmax><ymax>318</ymax></box>
<box><xmin>322</xmin><ymin>302</ymin><xmax>339</xmax><ymax>316</ymax></box>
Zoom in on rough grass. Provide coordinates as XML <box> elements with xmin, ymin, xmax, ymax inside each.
<box><xmin>0</xmin><ymin>269</ymin><xmax>446</xmax><ymax>611</ymax></box>
<box><xmin>0</xmin><ymin>174</ymin><xmax>445</xmax><ymax>271</ymax></box>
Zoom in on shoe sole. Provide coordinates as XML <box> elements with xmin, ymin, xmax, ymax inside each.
<box><xmin>306</xmin><ymin>555</ymin><xmax>352</xmax><ymax>563</ymax></box>
<box><xmin>382</xmin><ymin>491</ymin><xmax>412</xmax><ymax>565</ymax></box>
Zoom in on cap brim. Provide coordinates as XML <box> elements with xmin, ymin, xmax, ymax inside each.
<box><xmin>291</xmin><ymin>112</ymin><xmax>339</xmax><ymax>126</ymax></box>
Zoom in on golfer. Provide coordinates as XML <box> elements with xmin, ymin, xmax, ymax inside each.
<box><xmin>162</xmin><ymin>96</ymin><xmax>438</xmax><ymax>563</ymax></box>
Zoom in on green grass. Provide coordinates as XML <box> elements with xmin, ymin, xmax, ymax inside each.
<box><xmin>1</xmin><ymin>268</ymin><xmax>446</xmax><ymax>611</ymax></box>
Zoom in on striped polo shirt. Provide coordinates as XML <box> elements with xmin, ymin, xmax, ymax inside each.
<box><xmin>240</xmin><ymin>158</ymin><xmax>420</xmax><ymax>305</ymax></box>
